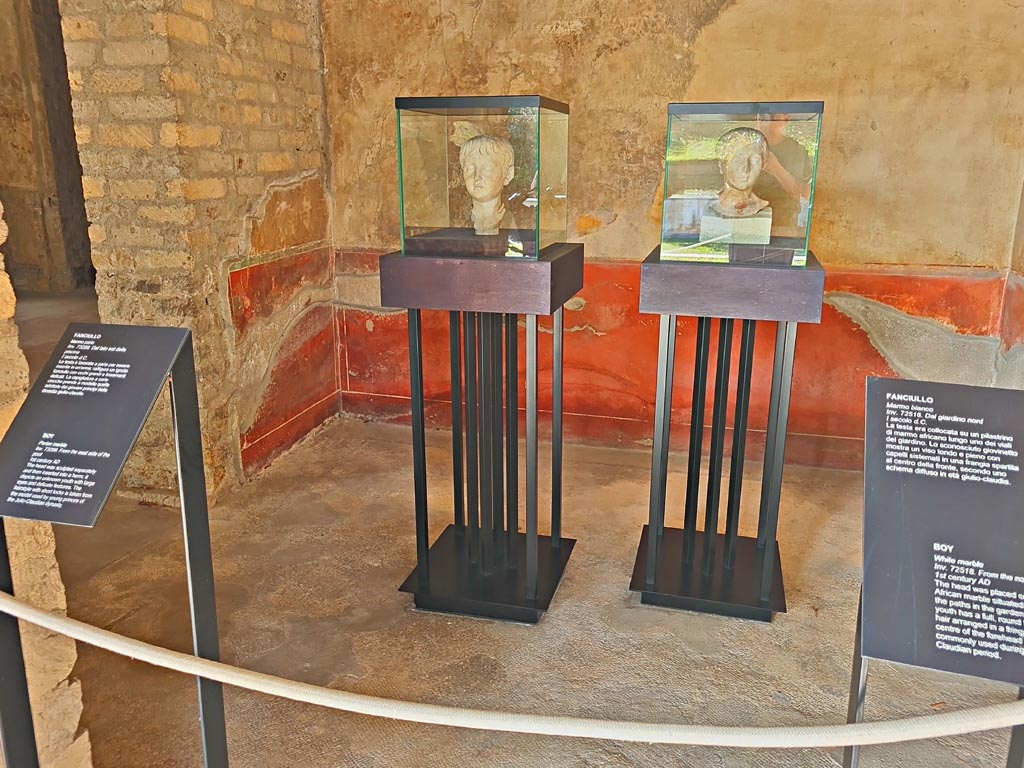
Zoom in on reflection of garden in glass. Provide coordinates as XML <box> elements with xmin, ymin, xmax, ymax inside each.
<box><xmin>666</xmin><ymin>116</ymin><xmax>819</xmax><ymax>164</ymax></box>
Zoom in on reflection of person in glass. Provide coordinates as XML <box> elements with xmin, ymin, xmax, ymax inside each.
<box><xmin>459</xmin><ymin>135</ymin><xmax>515</xmax><ymax>235</ymax></box>
<box><xmin>710</xmin><ymin>127</ymin><xmax>770</xmax><ymax>218</ymax></box>
<box><xmin>753</xmin><ymin>114</ymin><xmax>812</xmax><ymax>228</ymax></box>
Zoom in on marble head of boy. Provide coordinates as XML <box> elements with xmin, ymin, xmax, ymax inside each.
<box><xmin>459</xmin><ymin>135</ymin><xmax>515</xmax><ymax>235</ymax></box>
<box><xmin>710</xmin><ymin>127</ymin><xmax>770</xmax><ymax>219</ymax></box>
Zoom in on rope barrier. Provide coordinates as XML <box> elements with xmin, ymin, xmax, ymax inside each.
<box><xmin>2</xmin><ymin>590</ymin><xmax>1022</xmax><ymax>750</ymax></box>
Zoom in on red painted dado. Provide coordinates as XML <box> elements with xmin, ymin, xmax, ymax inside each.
<box><xmin>241</xmin><ymin>304</ymin><xmax>340</xmax><ymax>474</ymax></box>
<box><xmin>335</xmin><ymin>255</ymin><xmax>1005</xmax><ymax>470</ymax></box>
<box><xmin>235</xmin><ymin>245</ymin><xmax>1019</xmax><ymax>477</ymax></box>
<box><xmin>229</xmin><ymin>247</ymin><xmax>333</xmax><ymax>342</ymax></box>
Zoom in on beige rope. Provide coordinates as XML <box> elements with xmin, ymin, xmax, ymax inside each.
<box><xmin>2</xmin><ymin>590</ymin><xmax>1021</xmax><ymax>749</ymax></box>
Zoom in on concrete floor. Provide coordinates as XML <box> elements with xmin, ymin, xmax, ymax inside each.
<box><xmin>50</xmin><ymin>417</ymin><xmax>1018</xmax><ymax>768</ymax></box>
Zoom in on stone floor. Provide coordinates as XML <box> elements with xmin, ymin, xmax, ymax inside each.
<box><xmin>50</xmin><ymin>416</ymin><xmax>1018</xmax><ymax>768</ymax></box>
<box><xmin>13</xmin><ymin>286</ymin><xmax>100</xmax><ymax>383</ymax></box>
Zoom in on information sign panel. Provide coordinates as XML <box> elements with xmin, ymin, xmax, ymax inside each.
<box><xmin>0</xmin><ymin>323</ymin><xmax>188</xmax><ymax>527</ymax></box>
<box><xmin>863</xmin><ymin>376</ymin><xmax>1024</xmax><ymax>686</ymax></box>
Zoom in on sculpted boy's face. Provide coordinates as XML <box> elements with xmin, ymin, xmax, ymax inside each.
<box><xmin>459</xmin><ymin>136</ymin><xmax>515</xmax><ymax>204</ymax></box>
<box><xmin>462</xmin><ymin>153</ymin><xmax>512</xmax><ymax>203</ymax></box>
<box><xmin>721</xmin><ymin>142</ymin><xmax>765</xmax><ymax>191</ymax></box>
<box><xmin>716</xmin><ymin>128</ymin><xmax>768</xmax><ymax>192</ymax></box>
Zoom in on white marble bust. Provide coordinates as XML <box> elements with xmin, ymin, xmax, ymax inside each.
<box><xmin>459</xmin><ymin>135</ymin><xmax>515</xmax><ymax>235</ymax></box>
<box><xmin>710</xmin><ymin>127</ymin><xmax>770</xmax><ymax>219</ymax></box>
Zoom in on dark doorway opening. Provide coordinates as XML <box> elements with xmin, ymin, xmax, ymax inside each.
<box><xmin>1</xmin><ymin>0</ymin><xmax>98</xmax><ymax>379</ymax></box>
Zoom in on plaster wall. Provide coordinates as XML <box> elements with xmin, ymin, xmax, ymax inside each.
<box><xmin>1012</xmin><ymin>181</ymin><xmax>1024</xmax><ymax>274</ymax></box>
<box><xmin>323</xmin><ymin>0</ymin><xmax>1024</xmax><ymax>270</ymax></box>
<box><xmin>52</xmin><ymin>0</ymin><xmax>1024</xmax><ymax>489</ymax></box>
<box><xmin>686</xmin><ymin>0</ymin><xmax>1024</xmax><ymax>269</ymax></box>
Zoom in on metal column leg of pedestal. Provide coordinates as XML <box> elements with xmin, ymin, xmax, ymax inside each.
<box><xmin>683</xmin><ymin>317</ymin><xmax>712</xmax><ymax>562</ymax></box>
<box><xmin>505</xmin><ymin>314</ymin><xmax>519</xmax><ymax>554</ymax></box>
<box><xmin>758</xmin><ymin>321</ymin><xmax>798</xmax><ymax>603</ymax></box>
<box><xmin>491</xmin><ymin>314</ymin><xmax>504</xmax><ymax>538</ymax></box>
<box><xmin>0</xmin><ymin>519</ymin><xmax>40</xmax><ymax>768</ymax></box>
<box><xmin>408</xmin><ymin>309</ymin><xmax>430</xmax><ymax>584</ymax></box>
<box><xmin>170</xmin><ymin>340</ymin><xmax>229</xmax><ymax>768</ymax></box>
<box><xmin>725</xmin><ymin>320</ymin><xmax>756</xmax><ymax>568</ymax></box>
<box><xmin>526</xmin><ymin>314</ymin><xmax>539</xmax><ymax>600</ymax></box>
<box><xmin>479</xmin><ymin>313</ymin><xmax>493</xmax><ymax>573</ymax></box>
<box><xmin>758</xmin><ymin>321</ymin><xmax>787</xmax><ymax>547</ymax></box>
<box><xmin>464</xmin><ymin>313</ymin><xmax>480</xmax><ymax>561</ymax></box>
<box><xmin>646</xmin><ymin>314</ymin><xmax>676</xmax><ymax>586</ymax></box>
<box><xmin>843</xmin><ymin>594</ymin><xmax>868</xmax><ymax>768</ymax></box>
<box><xmin>703</xmin><ymin>318</ymin><xmax>733</xmax><ymax>574</ymax></box>
<box><xmin>551</xmin><ymin>307</ymin><xmax>564</xmax><ymax>547</ymax></box>
<box><xmin>449</xmin><ymin>312</ymin><xmax>465</xmax><ymax>527</ymax></box>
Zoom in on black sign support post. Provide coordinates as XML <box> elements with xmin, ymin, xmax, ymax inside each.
<box><xmin>0</xmin><ymin>323</ymin><xmax>228</xmax><ymax>768</ymax></box>
<box><xmin>1009</xmin><ymin>688</ymin><xmax>1024</xmax><ymax>766</ymax></box>
<box><xmin>0</xmin><ymin>518</ymin><xmax>40</xmax><ymax>768</ymax></box>
<box><xmin>842</xmin><ymin>593</ymin><xmax>866</xmax><ymax>768</ymax></box>
<box><xmin>170</xmin><ymin>340</ymin><xmax>229</xmax><ymax>768</ymax></box>
<box><xmin>848</xmin><ymin>376</ymin><xmax>1024</xmax><ymax>767</ymax></box>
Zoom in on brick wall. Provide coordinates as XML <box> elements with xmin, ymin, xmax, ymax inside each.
<box><xmin>61</xmin><ymin>0</ymin><xmax>329</xmax><ymax>494</ymax></box>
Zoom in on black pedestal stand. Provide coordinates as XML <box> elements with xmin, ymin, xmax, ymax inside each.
<box><xmin>381</xmin><ymin>244</ymin><xmax>584</xmax><ymax>623</ymax></box>
<box><xmin>629</xmin><ymin>249</ymin><xmax>825</xmax><ymax>621</ymax></box>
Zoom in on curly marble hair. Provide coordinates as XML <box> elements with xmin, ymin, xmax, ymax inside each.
<box><xmin>459</xmin><ymin>134</ymin><xmax>514</xmax><ymax>173</ymax></box>
<box><xmin>716</xmin><ymin>127</ymin><xmax>768</xmax><ymax>162</ymax></box>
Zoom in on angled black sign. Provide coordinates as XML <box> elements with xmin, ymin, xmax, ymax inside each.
<box><xmin>0</xmin><ymin>323</ymin><xmax>189</xmax><ymax>527</ymax></box>
<box><xmin>863</xmin><ymin>376</ymin><xmax>1024</xmax><ymax>686</ymax></box>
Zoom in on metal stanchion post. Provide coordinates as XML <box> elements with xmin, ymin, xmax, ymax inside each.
<box><xmin>449</xmin><ymin>312</ymin><xmax>465</xmax><ymax>527</ymax></box>
<box><xmin>0</xmin><ymin>519</ymin><xmax>40</xmax><ymax>768</ymax></box>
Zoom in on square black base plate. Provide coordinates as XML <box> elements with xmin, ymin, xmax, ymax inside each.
<box><xmin>399</xmin><ymin>524</ymin><xmax>575</xmax><ymax>624</ymax></box>
<box><xmin>629</xmin><ymin>525</ymin><xmax>786</xmax><ymax>622</ymax></box>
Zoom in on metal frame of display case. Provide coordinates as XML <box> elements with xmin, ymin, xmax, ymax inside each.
<box><xmin>396</xmin><ymin>95</ymin><xmax>569</xmax><ymax>114</ymax></box>
<box><xmin>660</xmin><ymin>100</ymin><xmax>824</xmax><ymax>269</ymax></box>
<box><xmin>629</xmin><ymin>248</ymin><xmax>825</xmax><ymax>621</ymax></box>
<box><xmin>380</xmin><ymin>244</ymin><xmax>584</xmax><ymax>623</ymax></box>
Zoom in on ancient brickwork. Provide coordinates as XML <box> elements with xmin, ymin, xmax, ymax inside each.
<box><xmin>60</xmin><ymin>0</ymin><xmax>191</xmax><ymax>494</ymax></box>
<box><xmin>168</xmin><ymin>0</ymin><xmax>332</xmax><ymax>479</ymax></box>
<box><xmin>61</xmin><ymin>0</ymin><xmax>329</xmax><ymax>492</ymax></box>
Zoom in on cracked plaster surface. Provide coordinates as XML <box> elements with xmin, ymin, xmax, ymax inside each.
<box><xmin>826</xmin><ymin>292</ymin><xmax>1024</xmax><ymax>389</ymax></box>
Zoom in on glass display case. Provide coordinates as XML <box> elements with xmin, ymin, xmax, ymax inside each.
<box><xmin>659</xmin><ymin>101</ymin><xmax>823</xmax><ymax>266</ymax></box>
<box><xmin>396</xmin><ymin>95</ymin><xmax>569</xmax><ymax>259</ymax></box>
